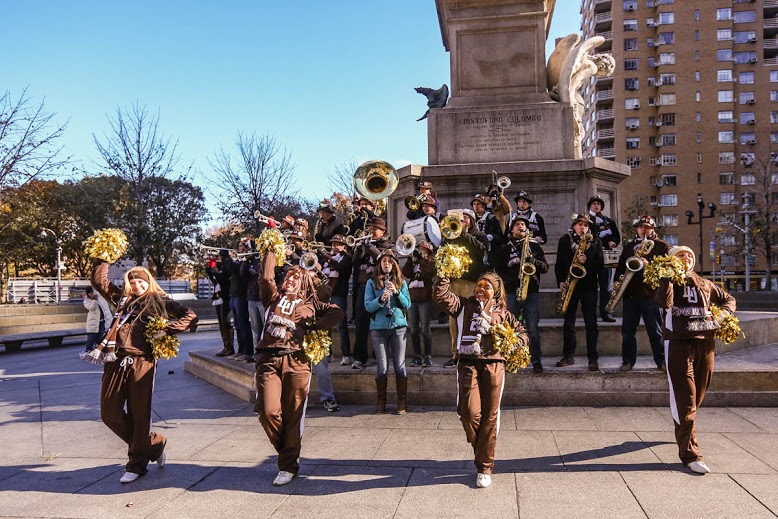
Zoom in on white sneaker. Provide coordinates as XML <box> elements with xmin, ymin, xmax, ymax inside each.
<box><xmin>272</xmin><ymin>470</ymin><xmax>295</xmax><ymax>486</ymax></box>
<box><xmin>687</xmin><ymin>460</ymin><xmax>711</xmax><ymax>474</ymax></box>
<box><xmin>351</xmin><ymin>360</ymin><xmax>364</xmax><ymax>370</ymax></box>
<box><xmin>120</xmin><ymin>472</ymin><xmax>140</xmax><ymax>484</ymax></box>
<box><xmin>340</xmin><ymin>356</ymin><xmax>352</xmax><ymax>366</ymax></box>
<box><xmin>156</xmin><ymin>449</ymin><xmax>166</xmax><ymax>468</ymax></box>
<box><xmin>476</xmin><ymin>473</ymin><xmax>492</xmax><ymax>488</ymax></box>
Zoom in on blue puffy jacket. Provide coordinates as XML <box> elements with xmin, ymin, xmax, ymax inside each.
<box><xmin>364</xmin><ymin>278</ymin><xmax>411</xmax><ymax>330</ymax></box>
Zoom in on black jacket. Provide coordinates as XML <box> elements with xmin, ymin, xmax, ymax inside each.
<box><xmin>315</xmin><ymin>215</ymin><xmax>348</xmax><ymax>245</ymax></box>
<box><xmin>496</xmin><ymin>237</ymin><xmax>548</xmax><ymax>294</ymax></box>
<box><xmin>589</xmin><ymin>211</ymin><xmax>621</xmax><ymax>250</ymax></box>
<box><xmin>555</xmin><ymin>232</ymin><xmax>604</xmax><ymax>291</ymax></box>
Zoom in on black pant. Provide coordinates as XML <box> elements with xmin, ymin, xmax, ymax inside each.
<box><xmin>597</xmin><ymin>268</ymin><xmax>612</xmax><ymax>317</ymax></box>
<box><xmin>562</xmin><ymin>287</ymin><xmax>599</xmax><ymax>361</ymax></box>
<box><xmin>353</xmin><ymin>284</ymin><xmax>370</xmax><ymax>364</ymax></box>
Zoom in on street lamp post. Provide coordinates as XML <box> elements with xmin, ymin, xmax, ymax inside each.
<box><xmin>685</xmin><ymin>193</ymin><xmax>717</xmax><ymax>277</ymax></box>
<box><xmin>40</xmin><ymin>228</ymin><xmax>62</xmax><ymax>304</ymax></box>
<box><xmin>728</xmin><ymin>192</ymin><xmax>757</xmax><ymax>292</ymax></box>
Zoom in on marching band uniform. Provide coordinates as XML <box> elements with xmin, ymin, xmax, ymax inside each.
<box><xmin>321</xmin><ymin>234</ymin><xmax>353</xmax><ymax>365</ymax></box>
<box><xmin>212</xmin><ymin>250</ymin><xmax>235</xmax><ymax>357</ymax></box>
<box><xmin>555</xmin><ymin>213</ymin><xmax>604</xmax><ymax>370</ymax></box>
<box><xmin>487</xmin><ymin>183</ymin><xmax>512</xmax><ymax>234</ymax></box>
<box><xmin>654</xmin><ymin>246</ymin><xmax>736</xmax><ymax>474</ymax></box>
<box><xmin>434</xmin><ymin>272</ymin><xmax>528</xmax><ymax>488</ymax></box>
<box><xmin>507</xmin><ymin>191</ymin><xmax>547</xmax><ymax>245</ymax></box>
<box><xmin>314</xmin><ymin>200</ymin><xmax>348</xmax><ymax>245</ymax></box>
<box><xmin>615</xmin><ymin>215</ymin><xmax>669</xmax><ymax>370</ymax></box>
<box><xmin>255</xmin><ymin>251</ymin><xmax>344</xmax><ymax>485</ymax></box>
<box><xmin>406</xmin><ymin>181</ymin><xmax>438</xmax><ymax>220</ymax></box>
<box><xmin>401</xmin><ymin>242</ymin><xmax>437</xmax><ymax>366</ymax></box>
<box><xmin>472</xmin><ymin>194</ymin><xmax>505</xmax><ymax>269</ymax></box>
<box><xmin>588</xmin><ymin>195</ymin><xmax>621</xmax><ymax>322</ymax></box>
<box><xmin>348</xmin><ymin>198</ymin><xmax>375</xmax><ymax>323</ymax></box>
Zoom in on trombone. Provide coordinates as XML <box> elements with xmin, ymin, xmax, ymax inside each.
<box><xmin>197</xmin><ymin>244</ymin><xmax>237</xmax><ymax>256</ymax></box>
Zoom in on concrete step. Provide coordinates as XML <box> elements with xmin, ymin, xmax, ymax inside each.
<box><xmin>185</xmin><ymin>343</ymin><xmax>778</xmax><ymax>407</ymax></box>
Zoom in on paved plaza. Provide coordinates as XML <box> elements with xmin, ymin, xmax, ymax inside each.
<box><xmin>1</xmin><ymin>331</ymin><xmax>777</xmax><ymax>518</ymax></box>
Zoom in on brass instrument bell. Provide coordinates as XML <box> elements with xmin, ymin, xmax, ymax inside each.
<box><xmin>396</xmin><ymin>233</ymin><xmax>417</xmax><ymax>256</ymax></box>
<box><xmin>354</xmin><ymin>160</ymin><xmax>398</xmax><ymax>200</ymax></box>
<box><xmin>440</xmin><ymin>215</ymin><xmax>463</xmax><ymax>240</ymax></box>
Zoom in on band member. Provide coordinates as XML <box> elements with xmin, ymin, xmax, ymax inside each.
<box><xmin>471</xmin><ymin>194</ymin><xmax>505</xmax><ymax>268</ymax></box>
<box><xmin>228</xmin><ymin>238</ymin><xmax>253</xmax><ymax>362</ymax></box>
<box><xmin>314</xmin><ymin>200</ymin><xmax>348</xmax><ymax>245</ymax></box>
<box><xmin>588</xmin><ymin>195</ymin><xmax>621</xmax><ymax>322</ymax></box>
<box><xmin>255</xmin><ymin>250</ymin><xmax>344</xmax><ymax>486</ymax></box>
<box><xmin>365</xmin><ymin>249</ymin><xmax>411</xmax><ymax>413</ymax></box>
<box><xmin>616</xmin><ymin>215</ymin><xmax>669</xmax><ymax>371</ymax></box>
<box><xmin>212</xmin><ymin>249</ymin><xmax>235</xmax><ymax>357</ymax></box>
<box><xmin>507</xmin><ymin>191</ymin><xmax>547</xmax><ymax>245</ymax></box>
<box><xmin>420</xmin><ymin>196</ymin><xmax>440</xmax><ymax>221</ymax></box>
<box><xmin>486</xmin><ymin>182</ymin><xmax>512</xmax><ymax>234</ymax></box>
<box><xmin>406</xmin><ymin>181</ymin><xmax>437</xmax><ymax>220</ymax></box>
<box><xmin>90</xmin><ymin>261</ymin><xmax>197</xmax><ymax>483</ymax></box>
<box><xmin>320</xmin><ymin>234</ymin><xmax>353</xmax><ymax>366</ymax></box>
<box><xmin>555</xmin><ymin>213</ymin><xmax>604</xmax><ymax>370</ymax></box>
<box><xmin>654</xmin><ymin>246</ymin><xmax>736</xmax><ymax>474</ymax></box>
<box><xmin>434</xmin><ymin>272</ymin><xmax>528</xmax><ymax>489</ymax></box>
<box><xmin>279</xmin><ymin>215</ymin><xmax>296</xmax><ymax>234</ymax></box>
<box><xmin>348</xmin><ymin>197</ymin><xmax>376</xmax><ymax>323</ymax></box>
<box><xmin>294</xmin><ymin>218</ymin><xmax>311</xmax><ymax>240</ymax></box>
<box><xmin>402</xmin><ymin>241</ymin><xmax>436</xmax><ymax>367</ymax></box>
<box><xmin>243</xmin><ymin>245</ymin><xmax>265</xmax><ymax>361</ymax></box>
<box><xmin>351</xmin><ymin>217</ymin><xmax>393</xmax><ymax>369</ymax></box>
<box><xmin>442</xmin><ymin>209</ymin><xmax>489</xmax><ymax>368</ymax></box>
<box><xmin>497</xmin><ymin>216</ymin><xmax>548</xmax><ymax>373</ymax></box>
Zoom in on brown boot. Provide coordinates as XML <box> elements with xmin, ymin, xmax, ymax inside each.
<box><xmin>396</xmin><ymin>376</ymin><xmax>408</xmax><ymax>415</ymax></box>
<box><xmin>375</xmin><ymin>378</ymin><xmax>387</xmax><ymax>414</ymax></box>
<box><xmin>215</xmin><ymin>328</ymin><xmax>235</xmax><ymax>357</ymax></box>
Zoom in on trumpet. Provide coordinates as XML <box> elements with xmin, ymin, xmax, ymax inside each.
<box><xmin>489</xmin><ymin>170</ymin><xmax>511</xmax><ymax>191</ymax></box>
<box><xmin>557</xmin><ymin>233</ymin><xmax>592</xmax><ymax>315</ymax></box>
<box><xmin>345</xmin><ymin>234</ymin><xmax>372</xmax><ymax>248</ymax></box>
<box><xmin>605</xmin><ymin>239</ymin><xmax>654</xmax><ymax>313</ymax></box>
<box><xmin>301</xmin><ymin>240</ymin><xmax>331</xmax><ymax>253</ymax></box>
<box><xmin>440</xmin><ymin>215</ymin><xmax>463</xmax><ymax>240</ymax></box>
<box><xmin>253</xmin><ymin>210</ymin><xmax>281</xmax><ymax>227</ymax></box>
<box><xmin>396</xmin><ymin>233</ymin><xmax>417</xmax><ymax>256</ymax></box>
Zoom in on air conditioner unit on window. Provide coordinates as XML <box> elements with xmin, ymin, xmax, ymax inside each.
<box><xmin>629</xmin><ymin>124</ymin><xmax>638</xmax><ymax>129</ymax></box>
<box><xmin>748</xmin><ymin>36</ymin><xmax>757</xmax><ymax>43</ymax></box>
<box><xmin>656</xmin><ymin>142</ymin><xmax>663</xmax><ymax>147</ymax></box>
<box><xmin>748</xmin><ymin>99</ymin><xmax>756</xmax><ymax>104</ymax></box>
<box><xmin>655</xmin><ymin>121</ymin><xmax>663</xmax><ymax>127</ymax></box>
<box><xmin>627</xmin><ymin>5</ymin><xmax>635</xmax><ymax>11</ymax></box>
<box><xmin>747</xmin><ymin>139</ymin><xmax>757</xmax><ymax>145</ymax></box>
<box><xmin>750</xmin><ymin>57</ymin><xmax>758</xmax><ymax>63</ymax></box>
<box><xmin>633</xmin><ymin>102</ymin><xmax>640</xmax><ymax>108</ymax></box>
<box><xmin>748</xmin><ymin>119</ymin><xmax>756</xmax><ymax>125</ymax></box>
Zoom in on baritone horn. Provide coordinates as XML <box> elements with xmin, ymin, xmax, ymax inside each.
<box><xmin>396</xmin><ymin>233</ymin><xmax>417</xmax><ymax>256</ymax></box>
<box><xmin>404</xmin><ymin>195</ymin><xmax>421</xmax><ymax>211</ymax></box>
<box><xmin>354</xmin><ymin>160</ymin><xmax>398</xmax><ymax>200</ymax></box>
<box><xmin>440</xmin><ymin>215</ymin><xmax>463</xmax><ymax>240</ymax></box>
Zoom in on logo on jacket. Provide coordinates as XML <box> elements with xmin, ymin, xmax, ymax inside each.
<box><xmin>278</xmin><ymin>296</ymin><xmax>303</xmax><ymax>316</ymax></box>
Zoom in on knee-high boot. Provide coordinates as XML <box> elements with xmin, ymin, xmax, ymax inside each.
<box><xmin>215</xmin><ymin>327</ymin><xmax>235</xmax><ymax>357</ymax></box>
<box><xmin>396</xmin><ymin>376</ymin><xmax>408</xmax><ymax>415</ymax></box>
<box><xmin>375</xmin><ymin>378</ymin><xmax>387</xmax><ymax>414</ymax></box>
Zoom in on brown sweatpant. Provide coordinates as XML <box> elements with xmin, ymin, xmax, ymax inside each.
<box><xmin>665</xmin><ymin>337</ymin><xmax>715</xmax><ymax>465</ymax></box>
<box><xmin>448</xmin><ymin>279</ymin><xmax>477</xmax><ymax>358</ymax></box>
<box><xmin>101</xmin><ymin>356</ymin><xmax>165</xmax><ymax>475</ymax></box>
<box><xmin>457</xmin><ymin>359</ymin><xmax>505</xmax><ymax>475</ymax></box>
<box><xmin>255</xmin><ymin>352</ymin><xmax>312</xmax><ymax>474</ymax></box>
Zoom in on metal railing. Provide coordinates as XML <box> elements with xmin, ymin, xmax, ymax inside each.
<box><xmin>5</xmin><ymin>278</ymin><xmax>200</xmax><ymax>304</ymax></box>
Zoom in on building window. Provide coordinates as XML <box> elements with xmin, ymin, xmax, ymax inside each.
<box><xmin>717</xmin><ymin>70</ymin><xmax>733</xmax><ymax>82</ymax></box>
<box><xmin>661</xmin><ymin>113</ymin><xmax>676</xmax><ymax>126</ymax></box>
<box><xmin>771</xmin><ymin>91</ymin><xmax>778</xmax><ymax>103</ymax></box>
<box><xmin>660</xmin><ymin>194</ymin><xmax>678</xmax><ymax>206</ymax></box>
<box><xmin>733</xmin><ymin>11</ymin><xmax>756</xmax><ymax>24</ymax></box>
<box><xmin>661</xmin><ymin>155</ymin><xmax>677</xmax><ymax>166</ymax></box>
<box><xmin>626</xmin><ymin>157</ymin><xmax>641</xmax><ymax>168</ymax></box>
<box><xmin>734</xmin><ymin>52</ymin><xmax>757</xmax><ymax>64</ymax></box>
<box><xmin>741</xmin><ymin>174</ymin><xmax>756</xmax><ymax>185</ymax></box>
<box><xmin>625</xmin><ymin>59</ymin><xmax>639</xmax><ymax>70</ymax></box>
<box><xmin>718</xmin><ymin>111</ymin><xmax>735</xmax><ymax>123</ymax></box>
<box><xmin>662</xmin><ymin>214</ymin><xmax>678</xmax><ymax>226</ymax></box>
<box><xmin>624</xmin><ymin>19</ymin><xmax>638</xmax><ymax>31</ymax></box>
<box><xmin>720</xmin><ymin>192</ymin><xmax>737</xmax><ymax>205</ymax></box>
<box><xmin>695</xmin><ymin>30</ymin><xmax>700</xmax><ymax>41</ymax></box>
<box><xmin>624</xmin><ymin>38</ymin><xmax>638</xmax><ymax>51</ymax></box>
<box><xmin>720</xmin><ymin>152</ymin><xmax>735</xmax><ymax>164</ymax></box>
<box><xmin>771</xmin><ymin>71</ymin><xmax>778</xmax><ymax>82</ymax></box>
<box><xmin>647</xmin><ymin>57</ymin><xmax>656</xmax><ymax>68</ymax></box>
<box><xmin>719</xmin><ymin>131</ymin><xmax>735</xmax><ymax>143</ymax></box>
<box><xmin>717</xmin><ymin>8</ymin><xmax>732</xmax><ymax>21</ymax></box>
<box><xmin>694</xmin><ymin>9</ymin><xmax>699</xmax><ymax>21</ymax></box>
<box><xmin>625</xmin><ymin>78</ymin><xmax>640</xmax><ymax>90</ymax></box>
<box><xmin>658</xmin><ymin>12</ymin><xmax>674</xmax><ymax>24</ymax></box>
<box><xmin>626</xmin><ymin>98</ymin><xmax>640</xmax><ymax>109</ymax></box>
<box><xmin>665</xmin><ymin>235</ymin><xmax>679</xmax><ymax>246</ymax></box>
<box><xmin>662</xmin><ymin>174</ymin><xmax>677</xmax><ymax>186</ymax></box>
<box><xmin>661</xmin><ymin>134</ymin><xmax>677</xmax><ymax>146</ymax></box>
<box><xmin>720</xmin><ymin>172</ymin><xmax>735</xmax><ymax>184</ymax></box>
<box><xmin>660</xmin><ymin>73</ymin><xmax>676</xmax><ymax>85</ymax></box>
<box><xmin>623</xmin><ymin>0</ymin><xmax>638</xmax><ymax>10</ymax></box>
<box><xmin>741</xmin><ymin>152</ymin><xmax>755</xmax><ymax>166</ymax></box>
<box><xmin>734</xmin><ymin>31</ymin><xmax>757</xmax><ymax>44</ymax></box>
<box><xmin>771</xmin><ymin>111</ymin><xmax>778</xmax><ymax>123</ymax></box>
<box><xmin>696</xmin><ymin>132</ymin><xmax>702</xmax><ymax>143</ymax></box>
<box><xmin>659</xmin><ymin>53</ymin><xmax>676</xmax><ymax>65</ymax></box>
<box><xmin>658</xmin><ymin>32</ymin><xmax>675</xmax><ymax>45</ymax></box>
<box><xmin>719</xmin><ymin>90</ymin><xmax>734</xmax><ymax>103</ymax></box>
<box><xmin>740</xmin><ymin>92</ymin><xmax>755</xmax><ymax>104</ymax></box>
<box><xmin>696</xmin><ymin>92</ymin><xmax>701</xmax><ymax>102</ymax></box>
<box><xmin>695</xmin><ymin>50</ymin><xmax>700</xmax><ymax>62</ymax></box>
<box><xmin>625</xmin><ymin>118</ymin><xmax>640</xmax><ymax>129</ymax></box>
<box><xmin>696</xmin><ymin>71</ymin><xmax>700</xmax><ymax>82</ymax></box>
<box><xmin>659</xmin><ymin>93</ymin><xmax>676</xmax><ymax>105</ymax></box>
<box><xmin>697</xmin><ymin>152</ymin><xmax>702</xmax><ymax>163</ymax></box>
<box><xmin>722</xmin><ymin>236</ymin><xmax>737</xmax><ymax>246</ymax></box>
<box><xmin>771</xmin><ymin>132</ymin><xmax>778</xmax><ymax>144</ymax></box>
<box><xmin>740</xmin><ymin>72</ymin><xmax>755</xmax><ymax>84</ymax></box>
<box><xmin>697</xmin><ymin>172</ymin><xmax>702</xmax><ymax>183</ymax></box>
<box><xmin>717</xmin><ymin>49</ymin><xmax>733</xmax><ymax>62</ymax></box>
<box><xmin>741</xmin><ymin>112</ymin><xmax>756</xmax><ymax>125</ymax></box>
<box><xmin>717</xmin><ymin>29</ymin><xmax>733</xmax><ymax>41</ymax></box>
<box><xmin>740</xmin><ymin>132</ymin><xmax>756</xmax><ymax>145</ymax></box>
<box><xmin>626</xmin><ymin>137</ymin><xmax>640</xmax><ymax>149</ymax></box>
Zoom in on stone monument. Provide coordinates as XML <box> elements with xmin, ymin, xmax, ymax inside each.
<box><xmin>387</xmin><ymin>0</ymin><xmax>628</xmax><ymax>286</ymax></box>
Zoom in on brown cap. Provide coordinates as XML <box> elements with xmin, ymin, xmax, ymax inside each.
<box><xmin>282</xmin><ymin>215</ymin><xmax>295</xmax><ymax>227</ymax></box>
<box><xmin>366</xmin><ymin>217</ymin><xmax>387</xmax><ymax>231</ymax></box>
<box><xmin>288</xmin><ymin>230</ymin><xmax>305</xmax><ymax>241</ymax></box>
<box><xmin>317</xmin><ymin>200</ymin><xmax>334</xmax><ymax>213</ymax></box>
<box><xmin>331</xmin><ymin>234</ymin><xmax>347</xmax><ymax>244</ymax></box>
<box><xmin>127</xmin><ymin>268</ymin><xmax>150</xmax><ymax>282</ymax></box>
<box><xmin>633</xmin><ymin>215</ymin><xmax>657</xmax><ymax>228</ymax></box>
<box><xmin>294</xmin><ymin>218</ymin><xmax>309</xmax><ymax>229</ymax></box>
<box><xmin>514</xmin><ymin>191</ymin><xmax>533</xmax><ymax>204</ymax></box>
<box><xmin>421</xmin><ymin>196</ymin><xmax>438</xmax><ymax>208</ymax></box>
<box><xmin>471</xmin><ymin>194</ymin><xmax>490</xmax><ymax>207</ymax></box>
<box><xmin>418</xmin><ymin>181</ymin><xmax>433</xmax><ymax>189</ymax></box>
<box><xmin>359</xmin><ymin>197</ymin><xmax>375</xmax><ymax>208</ymax></box>
<box><xmin>571</xmin><ymin>212</ymin><xmax>592</xmax><ymax>225</ymax></box>
<box><xmin>511</xmin><ymin>216</ymin><xmax>531</xmax><ymax>229</ymax></box>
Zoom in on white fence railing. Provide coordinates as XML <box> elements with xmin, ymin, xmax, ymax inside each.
<box><xmin>5</xmin><ymin>278</ymin><xmax>213</xmax><ymax>304</ymax></box>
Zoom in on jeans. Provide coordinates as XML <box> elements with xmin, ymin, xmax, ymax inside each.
<box><xmin>331</xmin><ymin>295</ymin><xmax>351</xmax><ymax>357</ymax></box>
<box><xmin>246</xmin><ymin>300</ymin><xmax>265</xmax><ymax>348</ymax></box>
<box><xmin>85</xmin><ymin>319</ymin><xmax>106</xmax><ymax>351</ymax></box>
<box><xmin>407</xmin><ymin>301</ymin><xmax>432</xmax><ymax>357</ymax></box>
<box><xmin>312</xmin><ymin>358</ymin><xmax>335</xmax><ymax>402</ymax></box>
<box><xmin>350</xmin><ymin>270</ymin><xmax>360</xmax><ymax>320</ymax></box>
<box><xmin>598</xmin><ymin>268</ymin><xmax>612</xmax><ymax>316</ymax></box>
<box><xmin>229</xmin><ymin>296</ymin><xmax>253</xmax><ymax>356</ymax></box>
<box><xmin>370</xmin><ymin>328</ymin><xmax>407</xmax><ymax>380</ymax></box>
<box><xmin>621</xmin><ymin>297</ymin><xmax>665</xmax><ymax>367</ymax></box>
<box><xmin>523</xmin><ymin>293</ymin><xmax>542</xmax><ymax>364</ymax></box>
<box><xmin>562</xmin><ymin>288</ymin><xmax>599</xmax><ymax>361</ymax></box>
<box><xmin>354</xmin><ymin>284</ymin><xmax>370</xmax><ymax>364</ymax></box>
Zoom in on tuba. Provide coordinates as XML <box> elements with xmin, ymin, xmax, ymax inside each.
<box><xmin>516</xmin><ymin>231</ymin><xmax>536</xmax><ymax>303</ymax></box>
<box><xmin>440</xmin><ymin>214</ymin><xmax>463</xmax><ymax>240</ymax></box>
<box><xmin>557</xmin><ymin>232</ymin><xmax>592</xmax><ymax>315</ymax></box>
<box><xmin>396</xmin><ymin>233</ymin><xmax>417</xmax><ymax>256</ymax></box>
<box><xmin>354</xmin><ymin>160</ymin><xmax>398</xmax><ymax>201</ymax></box>
<box><xmin>605</xmin><ymin>239</ymin><xmax>654</xmax><ymax>313</ymax></box>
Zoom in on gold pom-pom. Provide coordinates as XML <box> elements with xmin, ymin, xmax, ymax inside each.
<box><xmin>256</xmin><ymin>228</ymin><xmax>286</xmax><ymax>267</ymax></box>
<box><xmin>83</xmin><ymin>228</ymin><xmax>128</xmax><ymax>264</ymax></box>
<box><xmin>489</xmin><ymin>321</ymin><xmax>530</xmax><ymax>373</ymax></box>
<box><xmin>643</xmin><ymin>254</ymin><xmax>688</xmax><ymax>289</ymax></box>
<box><xmin>435</xmin><ymin>244</ymin><xmax>473</xmax><ymax>279</ymax></box>
<box><xmin>711</xmin><ymin>305</ymin><xmax>744</xmax><ymax>345</ymax></box>
<box><xmin>144</xmin><ymin>316</ymin><xmax>180</xmax><ymax>360</ymax></box>
<box><xmin>303</xmin><ymin>329</ymin><xmax>332</xmax><ymax>364</ymax></box>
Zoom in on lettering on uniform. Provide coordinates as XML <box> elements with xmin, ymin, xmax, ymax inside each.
<box><xmin>278</xmin><ymin>296</ymin><xmax>302</xmax><ymax>316</ymax></box>
<box><xmin>682</xmin><ymin>286</ymin><xmax>698</xmax><ymax>304</ymax></box>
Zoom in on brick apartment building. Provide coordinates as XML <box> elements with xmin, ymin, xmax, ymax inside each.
<box><xmin>579</xmin><ymin>0</ymin><xmax>778</xmax><ymax>289</ymax></box>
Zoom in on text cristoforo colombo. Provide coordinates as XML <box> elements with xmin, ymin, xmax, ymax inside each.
<box><xmin>457</xmin><ymin>114</ymin><xmax>542</xmax><ymax>125</ymax></box>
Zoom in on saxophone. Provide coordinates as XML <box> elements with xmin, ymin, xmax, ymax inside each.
<box><xmin>557</xmin><ymin>232</ymin><xmax>592</xmax><ymax>315</ymax></box>
<box><xmin>605</xmin><ymin>239</ymin><xmax>654</xmax><ymax>313</ymax></box>
<box><xmin>516</xmin><ymin>231</ymin><xmax>536</xmax><ymax>303</ymax></box>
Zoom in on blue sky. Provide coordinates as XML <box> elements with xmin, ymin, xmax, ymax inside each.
<box><xmin>5</xmin><ymin>1</ymin><xmax>580</xmax><ymax>216</ymax></box>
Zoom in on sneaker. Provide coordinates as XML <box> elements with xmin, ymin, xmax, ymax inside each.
<box><xmin>323</xmin><ymin>399</ymin><xmax>340</xmax><ymax>412</ymax></box>
<box><xmin>227</xmin><ymin>353</ymin><xmax>241</xmax><ymax>360</ymax></box>
<box><xmin>272</xmin><ymin>470</ymin><xmax>295</xmax><ymax>486</ymax></box>
<box><xmin>556</xmin><ymin>357</ymin><xmax>574</xmax><ymax>367</ymax></box>
<box><xmin>351</xmin><ymin>361</ymin><xmax>364</xmax><ymax>370</ymax></box>
<box><xmin>443</xmin><ymin>358</ymin><xmax>456</xmax><ymax>368</ymax></box>
<box><xmin>409</xmin><ymin>356</ymin><xmax>422</xmax><ymax>367</ymax></box>
<box><xmin>602</xmin><ymin>313</ymin><xmax>617</xmax><ymax>323</ymax></box>
<box><xmin>215</xmin><ymin>348</ymin><xmax>234</xmax><ymax>357</ymax></box>
<box><xmin>475</xmin><ymin>473</ymin><xmax>492</xmax><ymax>488</ymax></box>
<box><xmin>619</xmin><ymin>362</ymin><xmax>633</xmax><ymax>372</ymax></box>
<box><xmin>588</xmin><ymin>361</ymin><xmax>599</xmax><ymax>371</ymax></box>
<box><xmin>532</xmin><ymin>362</ymin><xmax>543</xmax><ymax>374</ymax></box>
<box><xmin>687</xmin><ymin>460</ymin><xmax>711</xmax><ymax>474</ymax></box>
<box><xmin>120</xmin><ymin>472</ymin><xmax>141</xmax><ymax>484</ymax></box>
<box><xmin>340</xmin><ymin>356</ymin><xmax>353</xmax><ymax>366</ymax></box>
<box><xmin>422</xmin><ymin>356</ymin><xmax>433</xmax><ymax>367</ymax></box>
<box><xmin>233</xmin><ymin>354</ymin><xmax>250</xmax><ymax>361</ymax></box>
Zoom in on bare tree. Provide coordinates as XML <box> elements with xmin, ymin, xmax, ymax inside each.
<box><xmin>327</xmin><ymin>157</ymin><xmax>360</xmax><ymax>199</ymax></box>
<box><xmin>619</xmin><ymin>191</ymin><xmax>664</xmax><ymax>246</ymax></box>
<box><xmin>208</xmin><ymin>132</ymin><xmax>298</xmax><ymax>232</ymax></box>
<box><xmin>0</xmin><ymin>88</ymin><xmax>68</xmax><ymax>190</ymax></box>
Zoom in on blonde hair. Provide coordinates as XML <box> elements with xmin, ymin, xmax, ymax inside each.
<box><xmin>122</xmin><ymin>267</ymin><xmax>169</xmax><ymax>321</ymax></box>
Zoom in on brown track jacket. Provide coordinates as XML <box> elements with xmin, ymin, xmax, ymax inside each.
<box><xmin>654</xmin><ymin>273</ymin><xmax>736</xmax><ymax>341</ymax></box>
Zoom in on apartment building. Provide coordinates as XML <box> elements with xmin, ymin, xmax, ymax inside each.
<box><xmin>580</xmin><ymin>0</ymin><xmax>778</xmax><ymax>288</ymax></box>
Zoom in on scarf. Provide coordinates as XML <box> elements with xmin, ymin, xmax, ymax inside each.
<box><xmin>79</xmin><ymin>296</ymin><xmax>132</xmax><ymax>364</ymax></box>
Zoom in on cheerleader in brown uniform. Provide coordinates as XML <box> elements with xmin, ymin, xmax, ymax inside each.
<box><xmin>90</xmin><ymin>261</ymin><xmax>198</xmax><ymax>484</ymax></box>
<box><xmin>434</xmin><ymin>272</ymin><xmax>528</xmax><ymax>489</ymax></box>
<box><xmin>255</xmin><ymin>251</ymin><xmax>344</xmax><ymax>486</ymax></box>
